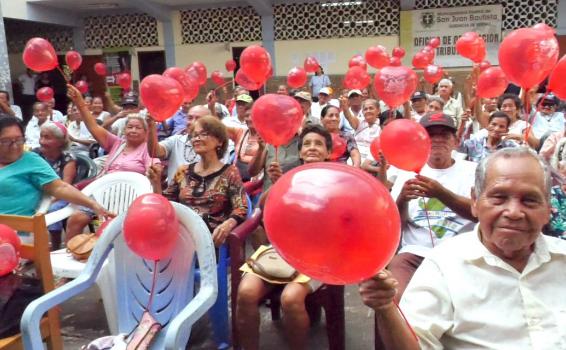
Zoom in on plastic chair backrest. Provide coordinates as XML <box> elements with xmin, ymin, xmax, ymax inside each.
<box><xmin>82</xmin><ymin>172</ymin><xmax>152</xmax><ymax>215</ymax></box>
<box><xmin>111</xmin><ymin>203</ymin><xmax>216</xmax><ymax>348</ymax></box>
<box><xmin>73</xmin><ymin>153</ymin><xmax>98</xmax><ymax>184</ymax></box>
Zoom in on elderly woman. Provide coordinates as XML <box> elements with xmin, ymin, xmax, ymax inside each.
<box><xmin>231</xmin><ymin>104</ymin><xmax>261</xmax><ymax>182</ymax></box>
<box><xmin>237</xmin><ymin>124</ymin><xmax>331</xmax><ymax>350</ymax></box>
<box><xmin>32</xmin><ymin>121</ymin><xmax>77</xmax><ymax>249</ymax></box>
<box><xmin>320</xmin><ymin>104</ymin><xmax>360</xmax><ymax>166</ymax></box>
<box><xmin>65</xmin><ymin>84</ymin><xmax>157</xmax><ymax>241</ymax></box>
<box><xmin>148</xmin><ymin>116</ymin><xmax>248</xmax><ymax>246</ymax></box>
<box><xmin>90</xmin><ymin>96</ymin><xmax>110</xmax><ymax>122</ymax></box>
<box><xmin>0</xmin><ymin>116</ymin><xmax>108</xmax><ymax>221</ymax></box>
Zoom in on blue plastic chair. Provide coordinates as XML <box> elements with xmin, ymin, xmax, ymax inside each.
<box><xmin>195</xmin><ymin>194</ymin><xmax>253</xmax><ymax>349</ymax></box>
<box><xmin>21</xmin><ymin>202</ymin><xmax>218</xmax><ymax>350</ymax></box>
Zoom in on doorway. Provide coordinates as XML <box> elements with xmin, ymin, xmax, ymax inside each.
<box><xmin>231</xmin><ymin>46</ymin><xmax>262</xmax><ymax>99</ymax></box>
<box><xmin>138</xmin><ymin>51</ymin><xmax>166</xmax><ymax>80</ymax></box>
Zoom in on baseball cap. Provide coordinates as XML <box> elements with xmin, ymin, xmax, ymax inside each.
<box><xmin>419</xmin><ymin>112</ymin><xmax>457</xmax><ymax>131</ymax></box>
<box><xmin>236</xmin><ymin>94</ymin><xmax>253</xmax><ymax>104</ymax></box>
<box><xmin>348</xmin><ymin>89</ymin><xmax>362</xmax><ymax>98</ymax></box>
<box><xmin>539</xmin><ymin>93</ymin><xmax>558</xmax><ymax>105</ymax></box>
<box><xmin>319</xmin><ymin>87</ymin><xmax>331</xmax><ymax>95</ymax></box>
<box><xmin>294</xmin><ymin>91</ymin><xmax>312</xmax><ymax>102</ymax></box>
<box><xmin>121</xmin><ymin>92</ymin><xmax>138</xmax><ymax>107</ymax></box>
<box><xmin>411</xmin><ymin>91</ymin><xmax>427</xmax><ymax>101</ymax></box>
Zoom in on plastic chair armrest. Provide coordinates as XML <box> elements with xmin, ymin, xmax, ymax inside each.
<box><xmin>228</xmin><ymin>208</ymin><xmax>262</xmax><ymax>242</ymax></box>
<box><xmin>44</xmin><ymin>204</ymin><xmax>77</xmax><ymax>226</ymax></box>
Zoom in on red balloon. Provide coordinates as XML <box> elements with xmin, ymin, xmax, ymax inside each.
<box><xmin>95</xmin><ymin>219</ymin><xmax>113</xmax><ymax>237</ymax></box>
<box><xmin>251</xmin><ymin>94</ymin><xmax>303</xmax><ymax>147</ymax></box>
<box><xmin>0</xmin><ymin>224</ymin><xmax>21</xmax><ymax>254</ymax></box>
<box><xmin>186</xmin><ymin>62</ymin><xmax>207</xmax><ymax>86</ymax></box>
<box><xmin>343</xmin><ymin>66</ymin><xmax>371</xmax><ymax>90</ymax></box>
<box><xmin>65</xmin><ymin>51</ymin><xmax>82</xmax><ymax>71</ymax></box>
<box><xmin>75</xmin><ymin>80</ymin><xmax>89</xmax><ymax>95</ymax></box>
<box><xmin>240</xmin><ymin>45</ymin><xmax>271</xmax><ymax>84</ymax></box>
<box><xmin>264</xmin><ymin>162</ymin><xmax>400</xmax><ymax>284</ymax></box>
<box><xmin>389</xmin><ymin>57</ymin><xmax>402</xmax><ymax>66</ymax></box>
<box><xmin>479</xmin><ymin>60</ymin><xmax>491</xmax><ymax>72</ymax></box>
<box><xmin>428</xmin><ymin>37</ymin><xmax>441</xmax><ymax>49</ymax></box>
<box><xmin>412</xmin><ymin>51</ymin><xmax>432</xmax><ymax>69</ymax></box>
<box><xmin>422</xmin><ymin>46</ymin><xmax>436</xmax><ymax>63</ymax></box>
<box><xmin>94</xmin><ymin>62</ymin><xmax>107</xmax><ymax>76</ymax></box>
<box><xmin>370</xmin><ymin>137</ymin><xmax>381</xmax><ymax>161</ymax></box>
<box><xmin>22</xmin><ymin>38</ymin><xmax>58</xmax><ymax>72</ymax></box>
<box><xmin>392</xmin><ymin>47</ymin><xmax>406</xmax><ymax>59</ymax></box>
<box><xmin>225</xmin><ymin>59</ymin><xmax>237</xmax><ymax>72</ymax></box>
<box><xmin>36</xmin><ymin>87</ymin><xmax>54</xmax><ymax>102</ymax></box>
<box><xmin>456</xmin><ymin>32</ymin><xmax>486</xmax><ymax>63</ymax></box>
<box><xmin>380</xmin><ymin>119</ymin><xmax>431</xmax><ymax>173</ymax></box>
<box><xmin>499</xmin><ymin>24</ymin><xmax>559</xmax><ymax>89</ymax></box>
<box><xmin>211</xmin><ymin>70</ymin><xmax>225</xmax><ymax>85</ymax></box>
<box><xmin>116</xmin><ymin>72</ymin><xmax>131</xmax><ymax>91</ymax></box>
<box><xmin>163</xmin><ymin>67</ymin><xmax>199</xmax><ymax>103</ymax></box>
<box><xmin>548</xmin><ymin>55</ymin><xmax>566</xmax><ymax>100</ymax></box>
<box><xmin>423</xmin><ymin>64</ymin><xmax>444</xmax><ymax>84</ymax></box>
<box><xmin>124</xmin><ymin>194</ymin><xmax>180</xmax><ymax>261</ymax></box>
<box><xmin>329</xmin><ymin>133</ymin><xmax>347</xmax><ymax>161</ymax></box>
<box><xmin>0</xmin><ymin>243</ymin><xmax>18</xmax><ymax>277</ymax></box>
<box><xmin>287</xmin><ymin>67</ymin><xmax>307</xmax><ymax>89</ymax></box>
<box><xmin>235</xmin><ymin>69</ymin><xmax>263</xmax><ymax>91</ymax></box>
<box><xmin>373</xmin><ymin>65</ymin><xmax>418</xmax><ymax>108</ymax></box>
<box><xmin>140</xmin><ymin>74</ymin><xmax>184</xmax><ymax>122</ymax></box>
<box><xmin>477</xmin><ymin>67</ymin><xmax>509</xmax><ymax>98</ymax></box>
<box><xmin>365</xmin><ymin>45</ymin><xmax>390</xmax><ymax>69</ymax></box>
<box><xmin>349</xmin><ymin>54</ymin><xmax>367</xmax><ymax>70</ymax></box>
<box><xmin>304</xmin><ymin>56</ymin><xmax>320</xmax><ymax>73</ymax></box>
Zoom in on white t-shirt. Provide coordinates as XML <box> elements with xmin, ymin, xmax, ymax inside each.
<box><xmin>68</xmin><ymin>121</ymin><xmax>95</xmax><ymax>154</ymax></box>
<box><xmin>50</xmin><ymin>110</ymin><xmax>66</xmax><ymax>124</ymax></box>
<box><xmin>24</xmin><ymin>118</ymin><xmax>42</xmax><ymax>149</ymax></box>
<box><xmin>354</xmin><ymin>120</ymin><xmax>380</xmax><ymax>161</ymax></box>
<box><xmin>18</xmin><ymin>73</ymin><xmax>37</xmax><ymax>95</ymax></box>
<box><xmin>390</xmin><ymin>158</ymin><xmax>477</xmax><ymax>257</ymax></box>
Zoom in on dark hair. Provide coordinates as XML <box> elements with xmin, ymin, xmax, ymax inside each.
<box><xmin>320</xmin><ymin>104</ymin><xmax>340</xmax><ymax>119</ymax></box>
<box><xmin>0</xmin><ymin>116</ymin><xmax>24</xmax><ymax>136</ymax></box>
<box><xmin>489</xmin><ymin>111</ymin><xmax>511</xmax><ymax>127</ymax></box>
<box><xmin>298</xmin><ymin>124</ymin><xmax>332</xmax><ymax>152</ymax></box>
<box><xmin>497</xmin><ymin>93</ymin><xmax>522</xmax><ymax>110</ymax></box>
<box><xmin>379</xmin><ymin>109</ymin><xmax>403</xmax><ymax>127</ymax></box>
<box><xmin>0</xmin><ymin>90</ymin><xmax>10</xmax><ymax>100</ymax></box>
<box><xmin>193</xmin><ymin>115</ymin><xmax>228</xmax><ymax>158</ymax></box>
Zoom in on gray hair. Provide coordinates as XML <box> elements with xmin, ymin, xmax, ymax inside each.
<box><xmin>125</xmin><ymin>114</ymin><xmax>148</xmax><ymax>131</ymax></box>
<box><xmin>438</xmin><ymin>78</ymin><xmax>453</xmax><ymax>87</ymax></box>
<box><xmin>428</xmin><ymin>96</ymin><xmax>445</xmax><ymax>108</ymax></box>
<box><xmin>363</xmin><ymin>98</ymin><xmax>380</xmax><ymax>110</ymax></box>
<box><xmin>474</xmin><ymin>147</ymin><xmax>552</xmax><ymax>202</ymax></box>
<box><xmin>40</xmin><ymin>121</ymin><xmax>70</xmax><ymax>150</ymax></box>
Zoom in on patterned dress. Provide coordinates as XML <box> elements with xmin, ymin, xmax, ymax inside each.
<box><xmin>164</xmin><ymin>163</ymin><xmax>248</xmax><ymax>232</ymax></box>
<box><xmin>544</xmin><ymin>185</ymin><xmax>566</xmax><ymax>240</ymax></box>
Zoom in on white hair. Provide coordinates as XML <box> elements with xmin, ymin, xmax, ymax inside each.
<box><xmin>438</xmin><ymin>78</ymin><xmax>453</xmax><ymax>87</ymax></box>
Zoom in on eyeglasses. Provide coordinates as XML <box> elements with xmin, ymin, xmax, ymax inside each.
<box><xmin>191</xmin><ymin>132</ymin><xmax>210</xmax><ymax>140</ymax></box>
<box><xmin>541</xmin><ymin>103</ymin><xmax>556</xmax><ymax>108</ymax></box>
<box><xmin>0</xmin><ymin>137</ymin><xmax>25</xmax><ymax>147</ymax></box>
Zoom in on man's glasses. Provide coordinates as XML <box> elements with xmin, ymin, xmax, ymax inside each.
<box><xmin>0</xmin><ymin>137</ymin><xmax>25</xmax><ymax>147</ymax></box>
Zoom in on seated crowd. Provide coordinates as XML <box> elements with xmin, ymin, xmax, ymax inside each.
<box><xmin>1</xmin><ymin>63</ymin><xmax>566</xmax><ymax>349</ymax></box>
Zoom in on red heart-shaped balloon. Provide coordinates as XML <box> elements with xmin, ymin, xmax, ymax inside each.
<box><xmin>23</xmin><ymin>38</ymin><xmax>58</xmax><ymax>72</ymax></box>
<box><xmin>456</xmin><ymin>32</ymin><xmax>486</xmax><ymax>63</ymax></box>
<box><xmin>65</xmin><ymin>51</ymin><xmax>82</xmax><ymax>71</ymax></box>
<box><xmin>251</xmin><ymin>94</ymin><xmax>303</xmax><ymax>147</ymax></box>
<box><xmin>349</xmin><ymin>54</ymin><xmax>367</xmax><ymax>71</ymax></box>
<box><xmin>116</xmin><ymin>72</ymin><xmax>131</xmax><ymax>91</ymax></box>
<box><xmin>423</xmin><ymin>64</ymin><xmax>444</xmax><ymax>84</ymax></box>
<box><xmin>235</xmin><ymin>69</ymin><xmax>263</xmax><ymax>91</ymax></box>
<box><xmin>373</xmin><ymin>65</ymin><xmax>418</xmax><ymax>108</ymax></box>
<box><xmin>343</xmin><ymin>66</ymin><xmax>371</xmax><ymax>90</ymax></box>
<box><xmin>140</xmin><ymin>74</ymin><xmax>184</xmax><ymax>122</ymax></box>
<box><xmin>365</xmin><ymin>45</ymin><xmax>390</xmax><ymax>69</ymax></box>
<box><xmin>163</xmin><ymin>67</ymin><xmax>199</xmax><ymax>103</ymax></box>
<box><xmin>303</xmin><ymin>56</ymin><xmax>320</xmax><ymax>73</ymax></box>
<box><xmin>240</xmin><ymin>45</ymin><xmax>271</xmax><ymax>84</ymax></box>
<box><xmin>477</xmin><ymin>67</ymin><xmax>509</xmax><ymax>98</ymax></box>
<box><xmin>186</xmin><ymin>62</ymin><xmax>207</xmax><ymax>86</ymax></box>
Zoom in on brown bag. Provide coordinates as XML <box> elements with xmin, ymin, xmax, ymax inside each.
<box><xmin>246</xmin><ymin>247</ymin><xmax>298</xmax><ymax>284</ymax></box>
<box><xmin>66</xmin><ymin>233</ymin><xmax>98</xmax><ymax>261</ymax></box>
<box><xmin>126</xmin><ymin>311</ymin><xmax>162</xmax><ymax>350</ymax></box>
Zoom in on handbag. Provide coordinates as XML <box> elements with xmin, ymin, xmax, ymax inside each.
<box><xmin>246</xmin><ymin>246</ymin><xmax>298</xmax><ymax>284</ymax></box>
<box><xmin>126</xmin><ymin>311</ymin><xmax>162</xmax><ymax>350</ymax></box>
<box><xmin>66</xmin><ymin>233</ymin><xmax>98</xmax><ymax>261</ymax></box>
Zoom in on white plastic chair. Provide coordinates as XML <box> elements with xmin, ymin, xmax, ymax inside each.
<box><xmin>22</xmin><ymin>202</ymin><xmax>218</xmax><ymax>350</ymax></box>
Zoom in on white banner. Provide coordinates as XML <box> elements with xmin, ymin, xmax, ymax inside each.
<box><xmin>400</xmin><ymin>5</ymin><xmax>503</xmax><ymax>68</ymax></box>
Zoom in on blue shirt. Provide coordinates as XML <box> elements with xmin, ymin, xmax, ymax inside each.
<box><xmin>166</xmin><ymin>109</ymin><xmax>188</xmax><ymax>136</ymax></box>
<box><xmin>309</xmin><ymin>75</ymin><xmax>331</xmax><ymax>96</ymax></box>
<box><xmin>0</xmin><ymin>152</ymin><xmax>59</xmax><ymax>216</ymax></box>
<box><xmin>459</xmin><ymin>136</ymin><xmax>518</xmax><ymax>163</ymax></box>
<box><xmin>530</xmin><ymin>111</ymin><xmax>565</xmax><ymax>139</ymax></box>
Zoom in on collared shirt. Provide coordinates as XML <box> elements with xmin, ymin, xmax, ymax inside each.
<box><xmin>531</xmin><ymin>111</ymin><xmax>565</xmax><ymax>139</ymax></box>
<box><xmin>166</xmin><ymin>109</ymin><xmax>188</xmax><ymax>136</ymax></box>
<box><xmin>222</xmin><ymin>115</ymin><xmax>247</xmax><ymax>130</ymax></box>
<box><xmin>354</xmin><ymin>119</ymin><xmax>381</xmax><ymax>161</ymax></box>
<box><xmin>440</xmin><ymin>96</ymin><xmax>463</xmax><ymax>124</ymax></box>
<box><xmin>459</xmin><ymin>135</ymin><xmax>519</xmax><ymax>162</ymax></box>
<box><xmin>25</xmin><ymin>117</ymin><xmax>42</xmax><ymax>149</ymax></box>
<box><xmin>401</xmin><ymin>228</ymin><xmax>566</xmax><ymax>349</ymax></box>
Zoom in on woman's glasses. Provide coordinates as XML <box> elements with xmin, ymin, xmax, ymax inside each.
<box><xmin>192</xmin><ymin>132</ymin><xmax>210</xmax><ymax>140</ymax></box>
<box><xmin>0</xmin><ymin>137</ymin><xmax>25</xmax><ymax>147</ymax></box>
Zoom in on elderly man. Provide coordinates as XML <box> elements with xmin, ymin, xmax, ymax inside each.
<box><xmin>530</xmin><ymin>93</ymin><xmax>564</xmax><ymax>140</ymax></box>
<box><xmin>147</xmin><ymin>104</ymin><xmax>211</xmax><ymax>184</ymax></box>
<box><xmin>310</xmin><ymin>87</ymin><xmax>332</xmax><ymax>121</ymax></box>
<box><xmin>410</xmin><ymin>91</ymin><xmax>428</xmax><ymax>121</ymax></box>
<box><xmin>166</xmin><ymin>101</ymin><xmax>192</xmax><ymax>136</ymax></box>
<box><xmin>388</xmin><ymin>112</ymin><xmax>477</xmax><ymax>301</ymax></box>
<box><xmin>223</xmin><ymin>93</ymin><xmax>253</xmax><ymax>130</ymax></box>
<box><xmin>360</xmin><ymin>147</ymin><xmax>566</xmax><ymax>349</ymax></box>
<box><xmin>436</xmin><ymin>78</ymin><xmax>463</xmax><ymax>124</ymax></box>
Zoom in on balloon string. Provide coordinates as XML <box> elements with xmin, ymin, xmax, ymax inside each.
<box><xmin>56</xmin><ymin>66</ymin><xmax>70</xmax><ymax>83</ymax></box>
<box><xmin>274</xmin><ymin>146</ymin><xmax>279</xmax><ymax>163</ymax></box>
<box><xmin>422</xmin><ymin>197</ymin><xmax>435</xmax><ymax>248</ymax></box>
<box><xmin>213</xmin><ymin>79</ymin><xmax>234</xmax><ymax>93</ymax></box>
<box><xmin>394</xmin><ymin>300</ymin><xmax>419</xmax><ymax>343</ymax></box>
<box><xmin>146</xmin><ymin>260</ymin><xmax>159</xmax><ymax>312</ymax></box>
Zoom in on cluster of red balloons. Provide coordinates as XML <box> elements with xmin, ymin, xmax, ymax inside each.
<box><xmin>373</xmin><ymin>47</ymin><xmax>418</xmax><ymax>108</ymax></box>
<box><xmin>411</xmin><ymin>37</ymin><xmax>444</xmax><ymax>84</ymax></box>
<box><xmin>238</xmin><ymin>45</ymin><xmax>272</xmax><ymax>90</ymax></box>
<box><xmin>264</xmin><ymin>162</ymin><xmax>400</xmax><ymax>284</ymax></box>
<box><xmin>456</xmin><ymin>32</ymin><xmax>486</xmax><ymax>63</ymax></box>
<box><xmin>0</xmin><ymin>224</ymin><xmax>20</xmax><ymax>277</ymax></box>
<box><xmin>251</xmin><ymin>94</ymin><xmax>303</xmax><ymax>147</ymax></box>
<box><xmin>124</xmin><ymin>194</ymin><xmax>180</xmax><ymax>261</ymax></box>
